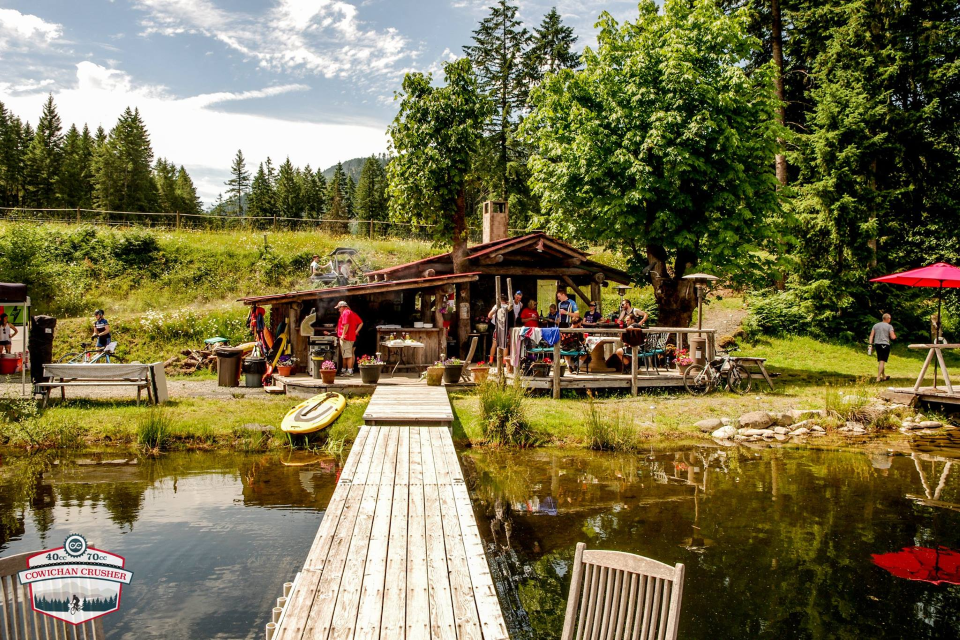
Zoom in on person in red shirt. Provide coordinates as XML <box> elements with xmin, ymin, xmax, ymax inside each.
<box><xmin>519</xmin><ymin>299</ymin><xmax>540</xmax><ymax>328</ymax></box>
<box><xmin>335</xmin><ymin>301</ymin><xmax>363</xmax><ymax>375</ymax></box>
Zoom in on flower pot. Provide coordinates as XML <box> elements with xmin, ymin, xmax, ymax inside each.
<box><xmin>277</xmin><ymin>365</ymin><xmax>294</xmax><ymax>377</ymax></box>
<box><xmin>470</xmin><ymin>367</ymin><xmax>490</xmax><ymax>384</ymax></box>
<box><xmin>678</xmin><ymin>364</ymin><xmax>690</xmax><ymax>375</ymax></box>
<box><xmin>532</xmin><ymin>363</ymin><xmax>550</xmax><ymax>378</ymax></box>
<box><xmin>443</xmin><ymin>364</ymin><xmax>464</xmax><ymax>384</ymax></box>
<box><xmin>426</xmin><ymin>366</ymin><xmax>444</xmax><ymax>386</ymax></box>
<box><xmin>320</xmin><ymin>369</ymin><xmax>337</xmax><ymax>384</ymax></box>
<box><xmin>359</xmin><ymin>364</ymin><xmax>383</xmax><ymax>384</ymax></box>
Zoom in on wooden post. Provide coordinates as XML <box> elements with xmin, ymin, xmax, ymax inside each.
<box><xmin>631</xmin><ymin>345</ymin><xmax>638</xmax><ymax>396</ymax></box>
<box><xmin>272</xmin><ymin>606</ymin><xmax>283</xmax><ymax>624</ymax></box>
<box><xmin>266</xmin><ymin>622</ymin><xmax>276</xmax><ymax>640</ymax></box>
<box><xmin>434</xmin><ymin>286</ymin><xmax>446</xmax><ymax>360</ymax></box>
<box><xmin>552</xmin><ymin>338</ymin><xmax>561</xmax><ymax>399</ymax></box>
<box><xmin>590</xmin><ymin>281</ymin><xmax>601</xmax><ymax>315</ymax></box>
<box><xmin>273</xmin><ymin>215</ymin><xmax>278</xmax><ymax>231</ymax></box>
<box><xmin>176</xmin><ymin>211</ymin><xmax>180</xmax><ymax>230</ymax></box>
<box><xmin>283</xmin><ymin>582</ymin><xmax>293</xmax><ymax>598</ymax></box>
<box><xmin>494</xmin><ymin>276</ymin><xmax>502</xmax><ymax>367</ymax></box>
<box><xmin>76</xmin><ymin>207</ymin><xmax>80</xmax><ymax>224</ymax></box>
<box><xmin>369</xmin><ymin>219</ymin><xmax>374</xmax><ymax>237</ymax></box>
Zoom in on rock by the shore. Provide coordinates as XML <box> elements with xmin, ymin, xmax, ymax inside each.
<box><xmin>918</xmin><ymin>421</ymin><xmax>943</xmax><ymax>429</ymax></box>
<box><xmin>712</xmin><ymin>426</ymin><xmax>737</xmax><ymax>439</ymax></box>
<box><xmin>790</xmin><ymin>427</ymin><xmax>810</xmax><ymax>436</ymax></box>
<box><xmin>738</xmin><ymin>411</ymin><xmax>774</xmax><ymax>430</ymax></box>
<box><xmin>790</xmin><ymin>409</ymin><xmax>825</xmax><ymax>421</ymax></box>
<box><xmin>773</xmin><ymin>413</ymin><xmax>795</xmax><ymax>427</ymax></box>
<box><xmin>773</xmin><ymin>426</ymin><xmax>790</xmax><ymax>435</ymax></box>
<box><xmin>811</xmin><ymin>425</ymin><xmax>825</xmax><ymax>433</ymax></box>
<box><xmin>695</xmin><ymin>418</ymin><xmax>724</xmax><ymax>433</ymax></box>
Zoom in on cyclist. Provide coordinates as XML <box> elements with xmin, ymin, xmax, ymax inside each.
<box><xmin>92</xmin><ymin>310</ymin><xmax>112</xmax><ymax>349</ymax></box>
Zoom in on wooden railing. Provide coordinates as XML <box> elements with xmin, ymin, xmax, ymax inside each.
<box><xmin>507</xmin><ymin>326</ymin><xmax>716</xmax><ymax>398</ymax></box>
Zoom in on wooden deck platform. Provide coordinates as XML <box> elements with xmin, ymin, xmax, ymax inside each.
<box><xmin>274</xmin><ymin>425</ymin><xmax>509</xmax><ymax>640</ymax></box>
<box><xmin>888</xmin><ymin>386</ymin><xmax>960</xmax><ymax>407</ymax></box>
<box><xmin>273</xmin><ymin>373</ymin><xmax>475</xmax><ymax>398</ymax></box>
<box><xmin>363</xmin><ymin>384</ymin><xmax>455</xmax><ymax>427</ymax></box>
<box><xmin>508</xmin><ymin>370</ymin><xmax>686</xmax><ymax>390</ymax></box>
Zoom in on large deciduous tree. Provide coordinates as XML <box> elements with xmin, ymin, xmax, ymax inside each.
<box><xmin>522</xmin><ymin>0</ymin><xmax>784</xmax><ymax>327</ymax></box>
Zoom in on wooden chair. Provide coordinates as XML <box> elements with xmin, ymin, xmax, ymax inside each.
<box><xmin>459</xmin><ymin>336</ymin><xmax>479</xmax><ymax>382</ymax></box>
<box><xmin>561</xmin><ymin>543</ymin><xmax>685</xmax><ymax>640</ymax></box>
<box><xmin>0</xmin><ymin>550</ymin><xmax>105</xmax><ymax>639</ymax></box>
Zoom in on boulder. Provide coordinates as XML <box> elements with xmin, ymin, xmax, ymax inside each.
<box><xmin>695</xmin><ymin>418</ymin><xmax>724</xmax><ymax>433</ymax></box>
<box><xmin>743</xmin><ymin>429</ymin><xmax>767</xmax><ymax>437</ymax></box>
<box><xmin>775</xmin><ymin>413</ymin><xmax>795</xmax><ymax>427</ymax></box>
<box><xmin>790</xmin><ymin>427</ymin><xmax>810</xmax><ymax>436</ymax></box>
<box><xmin>711</xmin><ymin>426</ymin><xmax>737</xmax><ymax>439</ymax></box>
<box><xmin>760</xmin><ymin>429</ymin><xmax>776</xmax><ymax>438</ymax></box>
<box><xmin>773</xmin><ymin>426</ymin><xmax>790</xmax><ymax>435</ymax></box>
<box><xmin>918</xmin><ymin>421</ymin><xmax>943</xmax><ymax>429</ymax></box>
<box><xmin>811</xmin><ymin>425</ymin><xmax>825</xmax><ymax>433</ymax></box>
<box><xmin>738</xmin><ymin>411</ymin><xmax>774</xmax><ymax>430</ymax></box>
<box><xmin>845</xmin><ymin>421</ymin><xmax>865</xmax><ymax>430</ymax></box>
<box><xmin>774</xmin><ymin>434</ymin><xmax>788</xmax><ymax>442</ymax></box>
<box><xmin>790</xmin><ymin>409</ymin><xmax>825</xmax><ymax>421</ymax></box>
<box><xmin>721</xmin><ymin>417</ymin><xmax>733</xmax><ymax>426</ymax></box>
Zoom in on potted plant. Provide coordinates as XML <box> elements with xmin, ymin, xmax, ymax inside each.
<box><xmin>426</xmin><ymin>360</ymin><xmax>445</xmax><ymax>386</ymax></box>
<box><xmin>319</xmin><ymin>359</ymin><xmax>337</xmax><ymax>384</ymax></box>
<box><xmin>442</xmin><ymin>358</ymin><xmax>464</xmax><ymax>384</ymax></box>
<box><xmin>277</xmin><ymin>355</ymin><xmax>298</xmax><ymax>377</ymax></box>
<box><xmin>358</xmin><ymin>354</ymin><xmax>384</xmax><ymax>384</ymax></box>
<box><xmin>675</xmin><ymin>349</ymin><xmax>693</xmax><ymax>374</ymax></box>
<box><xmin>470</xmin><ymin>361</ymin><xmax>490</xmax><ymax>384</ymax></box>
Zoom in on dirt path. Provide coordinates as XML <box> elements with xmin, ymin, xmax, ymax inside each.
<box><xmin>0</xmin><ymin>377</ymin><xmax>268</xmax><ymax>401</ymax></box>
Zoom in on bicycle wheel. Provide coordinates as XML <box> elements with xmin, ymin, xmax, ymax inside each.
<box><xmin>726</xmin><ymin>364</ymin><xmax>752</xmax><ymax>395</ymax></box>
<box><xmin>105</xmin><ymin>354</ymin><xmax>125</xmax><ymax>364</ymax></box>
<box><xmin>683</xmin><ymin>364</ymin><xmax>711</xmax><ymax>395</ymax></box>
<box><xmin>58</xmin><ymin>353</ymin><xmax>81</xmax><ymax>363</ymax></box>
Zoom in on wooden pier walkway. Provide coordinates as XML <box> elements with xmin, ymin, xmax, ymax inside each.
<box><xmin>362</xmin><ymin>384</ymin><xmax>455</xmax><ymax>427</ymax></box>
<box><xmin>273</xmin><ymin>387</ymin><xmax>508</xmax><ymax>640</ymax></box>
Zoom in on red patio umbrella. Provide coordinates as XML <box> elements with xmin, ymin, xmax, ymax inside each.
<box><xmin>872</xmin><ymin>546</ymin><xmax>960</xmax><ymax>586</ymax></box>
<box><xmin>871</xmin><ymin>262</ymin><xmax>960</xmax><ymax>385</ymax></box>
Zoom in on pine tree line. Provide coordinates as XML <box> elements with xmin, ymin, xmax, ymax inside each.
<box><xmin>0</xmin><ymin>96</ymin><xmax>202</xmax><ymax>215</ymax></box>
<box><xmin>213</xmin><ymin>153</ymin><xmax>389</xmax><ymax>230</ymax></box>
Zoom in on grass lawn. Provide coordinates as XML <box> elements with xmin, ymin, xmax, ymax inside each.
<box><xmin>1</xmin><ymin>394</ymin><xmax>367</xmax><ymax>451</ymax></box>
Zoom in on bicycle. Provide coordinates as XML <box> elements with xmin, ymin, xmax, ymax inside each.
<box><xmin>683</xmin><ymin>347</ymin><xmax>751</xmax><ymax>395</ymax></box>
<box><xmin>58</xmin><ymin>342</ymin><xmax>125</xmax><ymax>364</ymax></box>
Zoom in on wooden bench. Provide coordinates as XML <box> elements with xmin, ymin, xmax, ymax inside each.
<box><xmin>732</xmin><ymin>357</ymin><xmax>777</xmax><ymax>390</ymax></box>
<box><xmin>38</xmin><ymin>363</ymin><xmax>168</xmax><ymax>406</ymax></box>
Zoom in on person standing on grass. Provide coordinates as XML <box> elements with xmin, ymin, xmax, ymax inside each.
<box><xmin>868</xmin><ymin>313</ymin><xmax>896</xmax><ymax>382</ymax></box>
<box><xmin>0</xmin><ymin>313</ymin><xmax>17</xmax><ymax>354</ymax></box>
<box><xmin>335</xmin><ymin>301</ymin><xmax>363</xmax><ymax>375</ymax></box>
<box><xmin>92</xmin><ymin>310</ymin><xmax>111</xmax><ymax>348</ymax></box>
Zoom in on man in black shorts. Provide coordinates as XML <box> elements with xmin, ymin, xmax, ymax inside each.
<box><xmin>868</xmin><ymin>313</ymin><xmax>896</xmax><ymax>382</ymax></box>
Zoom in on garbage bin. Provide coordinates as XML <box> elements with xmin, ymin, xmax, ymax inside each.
<box><xmin>216</xmin><ymin>348</ymin><xmax>244</xmax><ymax>387</ymax></box>
<box><xmin>242</xmin><ymin>356</ymin><xmax>266</xmax><ymax>388</ymax></box>
<box><xmin>28</xmin><ymin>315</ymin><xmax>57</xmax><ymax>385</ymax></box>
<box><xmin>690</xmin><ymin>337</ymin><xmax>708</xmax><ymax>365</ymax></box>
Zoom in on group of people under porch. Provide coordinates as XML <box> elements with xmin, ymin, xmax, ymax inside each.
<box><xmin>485</xmin><ymin>289</ymin><xmax>650</xmax><ymax>371</ymax></box>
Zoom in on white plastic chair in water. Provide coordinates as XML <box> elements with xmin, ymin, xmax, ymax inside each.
<box><xmin>561</xmin><ymin>542</ymin><xmax>685</xmax><ymax>640</ymax></box>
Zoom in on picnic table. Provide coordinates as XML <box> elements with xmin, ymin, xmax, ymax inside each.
<box><xmin>908</xmin><ymin>343</ymin><xmax>959</xmax><ymax>393</ymax></box>
<box><xmin>380</xmin><ymin>340</ymin><xmax>425</xmax><ymax>375</ymax></box>
<box><xmin>38</xmin><ymin>363</ymin><xmax>168</xmax><ymax>406</ymax></box>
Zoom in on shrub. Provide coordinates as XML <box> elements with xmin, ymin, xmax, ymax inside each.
<box><xmin>477</xmin><ymin>378</ymin><xmax>533</xmax><ymax>446</ymax></box>
<box><xmin>0</xmin><ymin>396</ymin><xmax>84</xmax><ymax>448</ymax></box>
<box><xmin>584</xmin><ymin>400</ymin><xmax>639</xmax><ymax>452</ymax></box>
<box><xmin>106</xmin><ymin>228</ymin><xmax>163</xmax><ymax>268</ymax></box>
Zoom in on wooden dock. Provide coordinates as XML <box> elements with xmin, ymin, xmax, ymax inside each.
<box><xmin>363</xmin><ymin>384</ymin><xmax>455</xmax><ymax>427</ymax></box>
<box><xmin>272</xmin><ymin>387</ymin><xmax>508</xmax><ymax>640</ymax></box>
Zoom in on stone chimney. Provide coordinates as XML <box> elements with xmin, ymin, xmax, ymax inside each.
<box><xmin>482</xmin><ymin>201</ymin><xmax>509</xmax><ymax>244</ymax></box>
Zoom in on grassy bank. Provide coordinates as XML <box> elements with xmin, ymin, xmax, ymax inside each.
<box><xmin>0</xmin><ymin>394</ymin><xmax>367</xmax><ymax>451</ymax></box>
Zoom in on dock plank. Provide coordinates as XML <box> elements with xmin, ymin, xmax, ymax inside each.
<box><xmin>275</xmin><ymin>385</ymin><xmax>508</xmax><ymax>640</ymax></box>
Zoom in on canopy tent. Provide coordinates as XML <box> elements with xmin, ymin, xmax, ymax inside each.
<box><xmin>0</xmin><ymin>283</ymin><xmax>29</xmax><ymax>395</ymax></box>
<box><xmin>871</xmin><ymin>262</ymin><xmax>960</xmax><ymax>386</ymax></box>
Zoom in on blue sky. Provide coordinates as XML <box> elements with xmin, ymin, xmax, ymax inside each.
<box><xmin>0</xmin><ymin>0</ymin><xmax>637</xmax><ymax>204</ymax></box>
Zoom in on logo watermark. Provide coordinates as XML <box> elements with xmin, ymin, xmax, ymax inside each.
<box><xmin>18</xmin><ymin>534</ymin><xmax>133</xmax><ymax>626</ymax></box>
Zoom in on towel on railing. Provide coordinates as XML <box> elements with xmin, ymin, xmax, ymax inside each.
<box><xmin>541</xmin><ymin>327</ymin><xmax>560</xmax><ymax>346</ymax></box>
<box><xmin>622</xmin><ymin>327</ymin><xmax>645</xmax><ymax>347</ymax></box>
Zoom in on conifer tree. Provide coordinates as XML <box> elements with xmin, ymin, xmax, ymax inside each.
<box><xmin>225</xmin><ymin>149</ymin><xmax>250</xmax><ymax>215</ymax></box>
<box><xmin>527</xmin><ymin>8</ymin><xmax>580</xmax><ymax>83</ymax></box>
<box><xmin>23</xmin><ymin>95</ymin><xmax>63</xmax><ymax>206</ymax></box>
<box><xmin>354</xmin><ymin>156</ymin><xmax>389</xmax><ymax>234</ymax></box>
<box><xmin>248</xmin><ymin>162</ymin><xmax>276</xmax><ymax>221</ymax></box>
<box><xmin>57</xmin><ymin>124</ymin><xmax>89</xmax><ymax>207</ymax></box>
<box><xmin>463</xmin><ymin>0</ymin><xmax>530</xmax><ymax>199</ymax></box>
<box><xmin>299</xmin><ymin>164</ymin><xmax>324</xmax><ymax>219</ymax></box>
<box><xmin>93</xmin><ymin>107</ymin><xmax>158</xmax><ymax>212</ymax></box>
<box><xmin>153</xmin><ymin>158</ymin><xmax>179</xmax><ymax>213</ymax></box>
<box><xmin>0</xmin><ymin>102</ymin><xmax>26</xmax><ymax>206</ymax></box>
<box><xmin>326</xmin><ymin>161</ymin><xmax>349</xmax><ymax>234</ymax></box>
<box><xmin>345</xmin><ymin>175</ymin><xmax>356</xmax><ymax>219</ymax></box>
<box><xmin>174</xmin><ymin>166</ymin><xmax>203</xmax><ymax>215</ymax></box>
<box><xmin>275</xmin><ymin>157</ymin><xmax>302</xmax><ymax>219</ymax></box>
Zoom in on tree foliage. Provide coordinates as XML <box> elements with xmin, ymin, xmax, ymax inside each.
<box><xmin>521</xmin><ymin>0</ymin><xmax>784</xmax><ymax>325</ymax></box>
<box><xmin>388</xmin><ymin>58</ymin><xmax>488</xmax><ymax>270</ymax></box>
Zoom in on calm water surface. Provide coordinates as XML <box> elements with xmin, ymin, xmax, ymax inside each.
<box><xmin>2</xmin><ymin>441</ymin><xmax>960</xmax><ymax>639</ymax></box>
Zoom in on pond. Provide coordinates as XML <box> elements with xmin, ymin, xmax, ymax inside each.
<box><xmin>1</xmin><ymin>441</ymin><xmax>959</xmax><ymax>638</ymax></box>
<box><xmin>461</xmin><ymin>442</ymin><xmax>960</xmax><ymax>639</ymax></box>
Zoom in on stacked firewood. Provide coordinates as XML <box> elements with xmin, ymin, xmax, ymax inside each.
<box><xmin>164</xmin><ymin>349</ymin><xmax>219</xmax><ymax>375</ymax></box>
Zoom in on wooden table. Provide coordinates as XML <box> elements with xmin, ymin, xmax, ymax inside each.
<box><xmin>381</xmin><ymin>340</ymin><xmax>425</xmax><ymax>375</ymax></box>
<box><xmin>909</xmin><ymin>343</ymin><xmax>959</xmax><ymax>393</ymax></box>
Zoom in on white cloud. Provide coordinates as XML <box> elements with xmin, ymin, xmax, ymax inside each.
<box><xmin>0</xmin><ymin>63</ymin><xmax>388</xmax><ymax>204</ymax></box>
<box><xmin>0</xmin><ymin>8</ymin><xmax>62</xmax><ymax>50</ymax></box>
<box><xmin>132</xmin><ymin>0</ymin><xmax>417</xmax><ymax>80</ymax></box>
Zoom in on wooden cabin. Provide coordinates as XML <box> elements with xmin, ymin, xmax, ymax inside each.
<box><xmin>240</xmin><ymin>203</ymin><xmax>632</xmax><ymax>364</ymax></box>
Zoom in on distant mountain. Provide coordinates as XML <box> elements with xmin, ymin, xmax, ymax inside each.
<box><xmin>321</xmin><ymin>155</ymin><xmax>389</xmax><ymax>182</ymax></box>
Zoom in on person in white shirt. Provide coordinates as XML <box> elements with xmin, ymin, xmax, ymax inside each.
<box><xmin>0</xmin><ymin>313</ymin><xmax>17</xmax><ymax>353</ymax></box>
<box><xmin>309</xmin><ymin>255</ymin><xmax>322</xmax><ymax>277</ymax></box>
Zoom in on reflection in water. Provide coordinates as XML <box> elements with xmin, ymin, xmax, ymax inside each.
<box><xmin>462</xmin><ymin>446</ymin><xmax>960</xmax><ymax>639</ymax></box>
<box><xmin>0</xmin><ymin>450</ymin><xmax>340</xmax><ymax>639</ymax></box>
